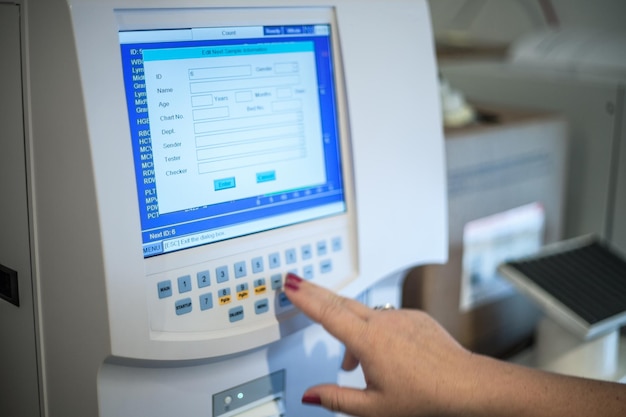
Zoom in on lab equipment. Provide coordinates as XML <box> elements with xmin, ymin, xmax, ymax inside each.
<box><xmin>499</xmin><ymin>235</ymin><xmax>626</xmax><ymax>381</ymax></box>
<box><xmin>0</xmin><ymin>1</ymin><xmax>447</xmax><ymax>416</ymax></box>
<box><xmin>404</xmin><ymin>107</ymin><xmax>567</xmax><ymax>357</ymax></box>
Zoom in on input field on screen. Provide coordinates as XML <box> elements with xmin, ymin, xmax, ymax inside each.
<box><xmin>195</xmin><ymin>124</ymin><xmax>303</xmax><ymax>148</ymax></box>
<box><xmin>274</xmin><ymin>62</ymin><xmax>298</xmax><ymax>74</ymax></box>
<box><xmin>197</xmin><ymin>136</ymin><xmax>306</xmax><ymax>174</ymax></box>
<box><xmin>197</xmin><ymin>135</ymin><xmax>304</xmax><ymax>163</ymax></box>
<box><xmin>193</xmin><ymin>106</ymin><xmax>230</xmax><ymax>121</ymax></box>
<box><xmin>189</xmin><ymin>65</ymin><xmax>252</xmax><ymax>80</ymax></box>
<box><xmin>194</xmin><ymin>112</ymin><xmax>302</xmax><ymax>135</ymax></box>
<box><xmin>191</xmin><ymin>94</ymin><xmax>213</xmax><ymax>107</ymax></box>
<box><xmin>198</xmin><ymin>146</ymin><xmax>305</xmax><ymax>174</ymax></box>
<box><xmin>190</xmin><ymin>75</ymin><xmax>300</xmax><ymax>94</ymax></box>
<box><xmin>272</xmin><ymin>100</ymin><xmax>302</xmax><ymax>112</ymax></box>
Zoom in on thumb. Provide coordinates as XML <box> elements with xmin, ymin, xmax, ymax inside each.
<box><xmin>302</xmin><ymin>384</ymin><xmax>374</xmax><ymax>417</ymax></box>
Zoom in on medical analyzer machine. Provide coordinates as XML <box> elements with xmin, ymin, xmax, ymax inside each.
<box><xmin>0</xmin><ymin>1</ymin><xmax>447</xmax><ymax>416</ymax></box>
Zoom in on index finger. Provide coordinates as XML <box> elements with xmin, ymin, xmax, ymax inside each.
<box><xmin>284</xmin><ymin>273</ymin><xmax>371</xmax><ymax>350</ymax></box>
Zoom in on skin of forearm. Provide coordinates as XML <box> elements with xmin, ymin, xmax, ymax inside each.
<box><xmin>463</xmin><ymin>353</ymin><xmax>626</xmax><ymax>417</ymax></box>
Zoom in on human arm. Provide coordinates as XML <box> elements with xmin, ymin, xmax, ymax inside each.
<box><xmin>283</xmin><ymin>273</ymin><xmax>626</xmax><ymax>417</ymax></box>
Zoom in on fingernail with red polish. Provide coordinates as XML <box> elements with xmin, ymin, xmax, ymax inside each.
<box><xmin>301</xmin><ymin>394</ymin><xmax>322</xmax><ymax>405</ymax></box>
<box><xmin>284</xmin><ymin>273</ymin><xmax>303</xmax><ymax>291</ymax></box>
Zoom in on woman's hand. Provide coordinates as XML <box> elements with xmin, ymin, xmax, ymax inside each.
<box><xmin>283</xmin><ymin>273</ymin><xmax>626</xmax><ymax>417</ymax></box>
<box><xmin>283</xmin><ymin>273</ymin><xmax>477</xmax><ymax>417</ymax></box>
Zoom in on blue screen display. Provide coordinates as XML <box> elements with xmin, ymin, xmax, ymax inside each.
<box><xmin>119</xmin><ymin>24</ymin><xmax>346</xmax><ymax>257</ymax></box>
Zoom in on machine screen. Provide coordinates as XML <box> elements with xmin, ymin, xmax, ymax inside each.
<box><xmin>119</xmin><ymin>24</ymin><xmax>346</xmax><ymax>258</ymax></box>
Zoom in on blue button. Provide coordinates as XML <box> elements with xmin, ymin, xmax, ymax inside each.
<box><xmin>332</xmin><ymin>237</ymin><xmax>342</xmax><ymax>252</ymax></box>
<box><xmin>254</xmin><ymin>278</ymin><xmax>266</xmax><ymax>287</ymax></box>
<box><xmin>320</xmin><ymin>259</ymin><xmax>333</xmax><ymax>274</ymax></box>
<box><xmin>278</xmin><ymin>292</ymin><xmax>292</xmax><ymax>308</ymax></box>
<box><xmin>317</xmin><ymin>240</ymin><xmax>328</xmax><ymax>256</ymax></box>
<box><xmin>264</xmin><ymin>26</ymin><xmax>283</xmax><ymax>35</ymax></box>
<box><xmin>175</xmin><ymin>298</ymin><xmax>192</xmax><ymax>315</ymax></box>
<box><xmin>216</xmin><ymin>266</ymin><xmax>229</xmax><ymax>283</ymax></box>
<box><xmin>256</xmin><ymin>170</ymin><xmax>276</xmax><ymax>183</ymax></box>
<box><xmin>284</xmin><ymin>25</ymin><xmax>304</xmax><ymax>34</ymax></box>
<box><xmin>255</xmin><ymin>299</ymin><xmax>269</xmax><ymax>314</ymax></box>
<box><xmin>251</xmin><ymin>257</ymin><xmax>264</xmax><ymax>273</ymax></box>
<box><xmin>303</xmin><ymin>265</ymin><xmax>314</xmax><ymax>280</ymax></box>
<box><xmin>271</xmin><ymin>274</ymin><xmax>282</xmax><ymax>290</ymax></box>
<box><xmin>236</xmin><ymin>282</ymin><xmax>249</xmax><ymax>293</ymax></box>
<box><xmin>301</xmin><ymin>244</ymin><xmax>312</xmax><ymax>260</ymax></box>
<box><xmin>157</xmin><ymin>280</ymin><xmax>172</xmax><ymax>299</ymax></box>
<box><xmin>218</xmin><ymin>287</ymin><xmax>231</xmax><ymax>298</ymax></box>
<box><xmin>285</xmin><ymin>248</ymin><xmax>297</xmax><ymax>264</ymax></box>
<box><xmin>199</xmin><ymin>293</ymin><xmax>213</xmax><ymax>311</ymax></box>
<box><xmin>228</xmin><ymin>306</ymin><xmax>244</xmax><ymax>322</ymax></box>
<box><xmin>234</xmin><ymin>261</ymin><xmax>247</xmax><ymax>278</ymax></box>
<box><xmin>269</xmin><ymin>252</ymin><xmax>281</xmax><ymax>269</ymax></box>
<box><xmin>178</xmin><ymin>275</ymin><xmax>192</xmax><ymax>293</ymax></box>
<box><xmin>143</xmin><ymin>242</ymin><xmax>163</xmax><ymax>257</ymax></box>
<box><xmin>214</xmin><ymin>177</ymin><xmax>236</xmax><ymax>191</ymax></box>
<box><xmin>197</xmin><ymin>270</ymin><xmax>211</xmax><ymax>288</ymax></box>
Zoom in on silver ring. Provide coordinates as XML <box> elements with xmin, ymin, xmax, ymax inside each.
<box><xmin>373</xmin><ymin>303</ymin><xmax>395</xmax><ymax>311</ymax></box>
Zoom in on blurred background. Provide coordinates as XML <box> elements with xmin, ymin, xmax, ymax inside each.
<box><xmin>430</xmin><ymin>0</ymin><xmax>625</xmax><ymax>49</ymax></box>
<box><xmin>402</xmin><ymin>0</ymin><xmax>626</xmax><ymax>376</ymax></box>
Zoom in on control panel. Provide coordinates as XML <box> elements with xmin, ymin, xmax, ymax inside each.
<box><xmin>148</xmin><ymin>228</ymin><xmax>351</xmax><ymax>334</ymax></box>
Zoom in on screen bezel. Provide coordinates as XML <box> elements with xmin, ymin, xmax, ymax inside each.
<box><xmin>116</xmin><ymin>7</ymin><xmax>356</xmax><ymax>277</ymax></box>
<box><xmin>117</xmin><ymin>7</ymin><xmax>354</xmax><ymax>262</ymax></box>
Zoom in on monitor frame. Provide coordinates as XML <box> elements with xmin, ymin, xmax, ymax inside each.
<box><xmin>60</xmin><ymin>0</ymin><xmax>446</xmax><ymax>361</ymax></box>
<box><xmin>94</xmin><ymin>6</ymin><xmax>359</xmax><ymax>358</ymax></box>
<box><xmin>118</xmin><ymin>14</ymin><xmax>350</xmax><ymax>260</ymax></box>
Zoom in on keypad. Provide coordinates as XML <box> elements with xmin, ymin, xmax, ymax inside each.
<box><xmin>151</xmin><ymin>233</ymin><xmax>346</xmax><ymax>332</ymax></box>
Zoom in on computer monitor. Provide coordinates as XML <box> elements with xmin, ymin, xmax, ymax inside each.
<box><xmin>120</xmin><ymin>18</ymin><xmax>347</xmax><ymax>259</ymax></box>
<box><xmin>6</xmin><ymin>2</ymin><xmax>446</xmax><ymax>415</ymax></box>
<box><xmin>114</xmin><ymin>7</ymin><xmax>358</xmax><ymax>358</ymax></box>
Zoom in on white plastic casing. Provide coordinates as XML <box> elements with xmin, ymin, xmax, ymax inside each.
<box><xmin>35</xmin><ymin>0</ymin><xmax>446</xmax><ymax>362</ymax></box>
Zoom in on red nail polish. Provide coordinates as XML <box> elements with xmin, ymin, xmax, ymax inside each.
<box><xmin>302</xmin><ymin>394</ymin><xmax>322</xmax><ymax>405</ymax></box>
<box><xmin>284</xmin><ymin>273</ymin><xmax>303</xmax><ymax>291</ymax></box>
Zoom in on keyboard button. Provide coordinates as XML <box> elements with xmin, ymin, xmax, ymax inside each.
<box><xmin>175</xmin><ymin>298</ymin><xmax>192</xmax><ymax>315</ymax></box>
<box><xmin>269</xmin><ymin>252</ymin><xmax>281</xmax><ymax>269</ymax></box>
<box><xmin>320</xmin><ymin>259</ymin><xmax>333</xmax><ymax>274</ymax></box>
<box><xmin>177</xmin><ymin>275</ymin><xmax>192</xmax><ymax>293</ymax></box>
<box><xmin>216</xmin><ymin>266</ymin><xmax>229</xmax><ymax>283</ymax></box>
<box><xmin>251</xmin><ymin>256</ymin><xmax>264</xmax><ymax>273</ymax></box>
<box><xmin>271</xmin><ymin>274</ymin><xmax>282</xmax><ymax>290</ymax></box>
<box><xmin>228</xmin><ymin>306</ymin><xmax>244</xmax><ymax>323</ymax></box>
<box><xmin>317</xmin><ymin>240</ymin><xmax>328</xmax><ymax>256</ymax></box>
<box><xmin>236</xmin><ymin>283</ymin><xmax>250</xmax><ymax>300</ymax></box>
<box><xmin>285</xmin><ymin>248</ymin><xmax>297</xmax><ymax>264</ymax></box>
<box><xmin>255</xmin><ymin>299</ymin><xmax>269</xmax><ymax>314</ymax></box>
<box><xmin>234</xmin><ymin>261</ymin><xmax>247</xmax><ymax>278</ymax></box>
<box><xmin>303</xmin><ymin>265</ymin><xmax>314</xmax><ymax>280</ymax></box>
<box><xmin>157</xmin><ymin>280</ymin><xmax>172</xmax><ymax>299</ymax></box>
<box><xmin>218</xmin><ymin>288</ymin><xmax>232</xmax><ymax>305</ymax></box>
<box><xmin>199</xmin><ymin>293</ymin><xmax>213</xmax><ymax>311</ymax></box>
<box><xmin>197</xmin><ymin>270</ymin><xmax>211</xmax><ymax>288</ymax></box>
<box><xmin>254</xmin><ymin>278</ymin><xmax>267</xmax><ymax>295</ymax></box>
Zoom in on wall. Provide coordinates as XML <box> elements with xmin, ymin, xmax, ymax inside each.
<box><xmin>429</xmin><ymin>0</ymin><xmax>626</xmax><ymax>46</ymax></box>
